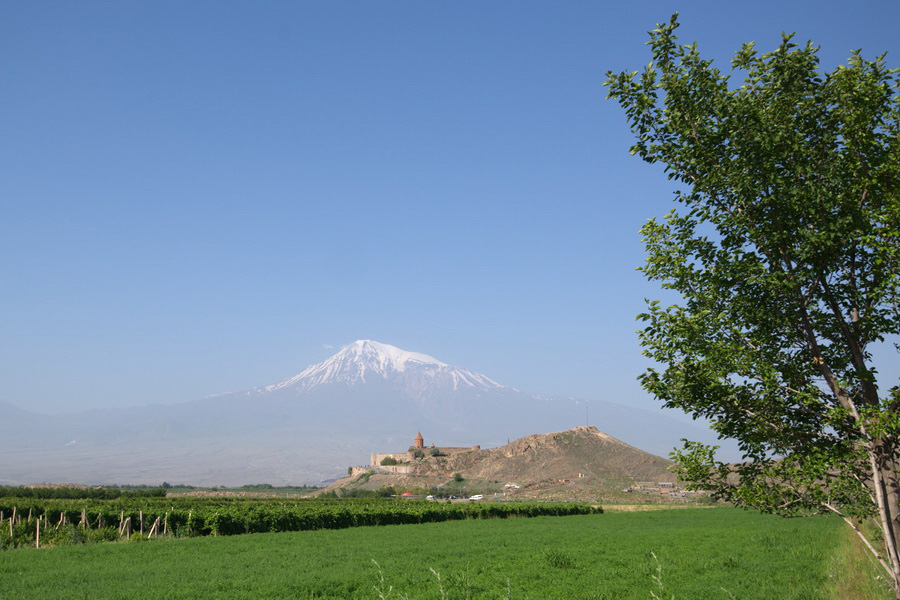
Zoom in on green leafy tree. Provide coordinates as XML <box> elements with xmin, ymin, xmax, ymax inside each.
<box><xmin>606</xmin><ymin>15</ymin><xmax>900</xmax><ymax>594</ymax></box>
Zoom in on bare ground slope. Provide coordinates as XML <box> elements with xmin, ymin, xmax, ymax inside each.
<box><xmin>324</xmin><ymin>426</ymin><xmax>677</xmax><ymax>499</ymax></box>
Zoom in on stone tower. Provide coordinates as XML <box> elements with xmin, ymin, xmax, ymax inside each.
<box><xmin>414</xmin><ymin>432</ymin><xmax>424</xmax><ymax>449</ymax></box>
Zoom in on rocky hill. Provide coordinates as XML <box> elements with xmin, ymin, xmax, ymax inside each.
<box><xmin>459</xmin><ymin>427</ymin><xmax>672</xmax><ymax>481</ymax></box>
<box><xmin>325</xmin><ymin>426</ymin><xmax>677</xmax><ymax>500</ymax></box>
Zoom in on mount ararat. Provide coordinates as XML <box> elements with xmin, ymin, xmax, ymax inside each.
<box><xmin>0</xmin><ymin>340</ymin><xmax>726</xmax><ymax>486</ymax></box>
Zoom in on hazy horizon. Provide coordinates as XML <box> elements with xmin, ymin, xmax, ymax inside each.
<box><xmin>2</xmin><ymin>1</ymin><xmax>897</xmax><ymax>419</ymax></box>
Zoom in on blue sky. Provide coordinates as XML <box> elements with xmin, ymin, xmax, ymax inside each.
<box><xmin>2</xmin><ymin>0</ymin><xmax>898</xmax><ymax>414</ymax></box>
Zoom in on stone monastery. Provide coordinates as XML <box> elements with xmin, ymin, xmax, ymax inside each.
<box><xmin>368</xmin><ymin>432</ymin><xmax>481</xmax><ymax>474</ymax></box>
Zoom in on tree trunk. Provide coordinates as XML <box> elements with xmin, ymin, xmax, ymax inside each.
<box><xmin>870</xmin><ymin>439</ymin><xmax>900</xmax><ymax>598</ymax></box>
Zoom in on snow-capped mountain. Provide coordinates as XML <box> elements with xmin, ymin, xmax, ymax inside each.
<box><xmin>263</xmin><ymin>340</ymin><xmax>504</xmax><ymax>394</ymax></box>
<box><xmin>0</xmin><ymin>340</ymin><xmax>733</xmax><ymax>486</ymax></box>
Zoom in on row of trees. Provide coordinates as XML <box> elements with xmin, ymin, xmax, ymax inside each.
<box><xmin>0</xmin><ymin>486</ymin><xmax>166</xmax><ymax>500</ymax></box>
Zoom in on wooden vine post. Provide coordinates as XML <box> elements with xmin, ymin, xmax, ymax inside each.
<box><xmin>148</xmin><ymin>516</ymin><xmax>160</xmax><ymax>539</ymax></box>
<box><xmin>119</xmin><ymin>516</ymin><xmax>133</xmax><ymax>538</ymax></box>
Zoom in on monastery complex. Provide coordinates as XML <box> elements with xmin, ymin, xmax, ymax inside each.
<box><xmin>367</xmin><ymin>432</ymin><xmax>481</xmax><ymax>474</ymax></box>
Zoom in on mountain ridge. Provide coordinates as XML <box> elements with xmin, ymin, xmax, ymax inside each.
<box><xmin>0</xmin><ymin>340</ymin><xmax>732</xmax><ymax>486</ymax></box>
<box><xmin>258</xmin><ymin>340</ymin><xmax>506</xmax><ymax>395</ymax></box>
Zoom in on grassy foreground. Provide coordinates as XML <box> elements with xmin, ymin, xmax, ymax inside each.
<box><xmin>0</xmin><ymin>507</ymin><xmax>891</xmax><ymax>599</ymax></box>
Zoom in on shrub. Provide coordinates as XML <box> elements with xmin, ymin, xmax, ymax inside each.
<box><xmin>380</xmin><ymin>457</ymin><xmax>398</xmax><ymax>466</ymax></box>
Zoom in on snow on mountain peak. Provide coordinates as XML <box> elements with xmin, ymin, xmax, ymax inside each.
<box><xmin>344</xmin><ymin>340</ymin><xmax>447</xmax><ymax>371</ymax></box>
<box><xmin>263</xmin><ymin>340</ymin><xmax>504</xmax><ymax>393</ymax></box>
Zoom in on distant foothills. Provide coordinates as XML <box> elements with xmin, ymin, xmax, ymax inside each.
<box><xmin>0</xmin><ymin>340</ymin><xmax>729</xmax><ymax>487</ymax></box>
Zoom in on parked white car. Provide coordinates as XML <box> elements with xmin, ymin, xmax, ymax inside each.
<box><xmin>468</xmin><ymin>494</ymin><xmax>484</xmax><ymax>501</ymax></box>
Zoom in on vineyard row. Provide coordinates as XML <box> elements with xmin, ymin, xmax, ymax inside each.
<box><xmin>0</xmin><ymin>498</ymin><xmax>602</xmax><ymax>549</ymax></box>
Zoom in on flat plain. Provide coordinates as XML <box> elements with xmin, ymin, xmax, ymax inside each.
<box><xmin>0</xmin><ymin>507</ymin><xmax>890</xmax><ymax>599</ymax></box>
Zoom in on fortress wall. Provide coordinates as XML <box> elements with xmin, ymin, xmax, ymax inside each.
<box><xmin>351</xmin><ymin>465</ymin><xmax>415</xmax><ymax>476</ymax></box>
<box><xmin>370</xmin><ymin>452</ymin><xmax>410</xmax><ymax>466</ymax></box>
<box><xmin>370</xmin><ymin>446</ymin><xmax>482</xmax><ymax>465</ymax></box>
<box><xmin>368</xmin><ymin>441</ymin><xmax>483</xmax><ymax>468</ymax></box>
<box><xmin>379</xmin><ymin>464</ymin><xmax>413</xmax><ymax>474</ymax></box>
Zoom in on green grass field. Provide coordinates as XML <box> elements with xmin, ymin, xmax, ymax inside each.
<box><xmin>0</xmin><ymin>507</ymin><xmax>890</xmax><ymax>599</ymax></box>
